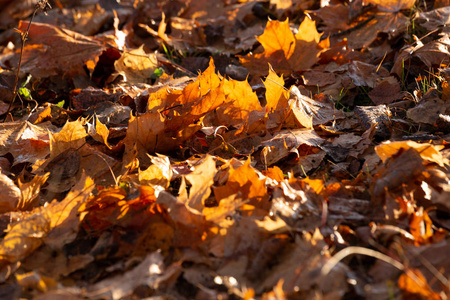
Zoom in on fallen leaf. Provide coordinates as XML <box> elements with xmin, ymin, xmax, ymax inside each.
<box><xmin>264</xmin><ymin>65</ymin><xmax>290</xmax><ymax>126</ymax></box>
<box><xmin>375</xmin><ymin>140</ymin><xmax>446</xmax><ymax>166</ymax></box>
<box><xmin>114</xmin><ymin>46</ymin><xmax>158</xmax><ymax>84</ymax></box>
<box><xmin>260</xmin><ymin>129</ymin><xmax>324</xmax><ymax>166</ymax></box>
<box><xmin>239</xmin><ymin>18</ymin><xmax>324</xmax><ymax>76</ymax></box>
<box><xmin>398</xmin><ymin>269</ymin><xmax>441</xmax><ymax>299</ymax></box>
<box><xmin>86</xmin><ymin>251</ymin><xmax>181</xmax><ymax>300</ymax></box>
<box><xmin>12</xmin><ymin>21</ymin><xmax>105</xmax><ymax>78</ymax></box>
<box><xmin>0</xmin><ymin>213</ymin><xmax>50</xmax><ymax>264</ymax></box>
<box><xmin>373</xmin><ymin>147</ymin><xmax>426</xmax><ymax>203</ymax></box>
<box><xmin>17</xmin><ymin>173</ymin><xmax>49</xmax><ymax>211</ymax></box>
<box><xmin>139</xmin><ymin>154</ymin><xmax>173</xmax><ymax>190</ymax></box>
<box><xmin>214</xmin><ymin>158</ymin><xmax>269</xmax><ymax>208</ymax></box>
<box><xmin>0</xmin><ymin>172</ymin><xmax>21</xmax><ymax>214</ymax></box>
<box><xmin>184</xmin><ymin>154</ymin><xmax>216</xmax><ymax>212</ymax></box>
<box><xmin>407</xmin><ymin>88</ymin><xmax>450</xmax><ymax>125</ymax></box>
<box><xmin>0</xmin><ymin>121</ymin><xmax>53</xmax><ymax>166</ymax></box>
<box><xmin>43</xmin><ymin>174</ymin><xmax>94</xmax><ymax>249</ymax></box>
<box><xmin>366</xmin><ymin>0</ymin><xmax>416</xmax><ymax>12</ymax></box>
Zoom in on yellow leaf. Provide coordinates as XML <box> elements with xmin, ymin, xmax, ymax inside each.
<box><xmin>375</xmin><ymin>140</ymin><xmax>446</xmax><ymax>166</ymax></box>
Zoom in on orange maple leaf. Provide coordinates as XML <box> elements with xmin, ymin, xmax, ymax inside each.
<box><xmin>213</xmin><ymin>158</ymin><xmax>269</xmax><ymax>209</ymax></box>
<box><xmin>398</xmin><ymin>269</ymin><xmax>441</xmax><ymax>300</ymax></box>
<box><xmin>239</xmin><ymin>18</ymin><xmax>325</xmax><ymax>76</ymax></box>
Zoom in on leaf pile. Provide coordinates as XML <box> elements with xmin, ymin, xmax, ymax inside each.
<box><xmin>0</xmin><ymin>0</ymin><xmax>449</xmax><ymax>299</ymax></box>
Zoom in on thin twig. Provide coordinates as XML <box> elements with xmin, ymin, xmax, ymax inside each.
<box><xmin>3</xmin><ymin>0</ymin><xmax>51</xmax><ymax>123</ymax></box>
<box><xmin>321</xmin><ymin>246</ymin><xmax>448</xmax><ymax>289</ymax></box>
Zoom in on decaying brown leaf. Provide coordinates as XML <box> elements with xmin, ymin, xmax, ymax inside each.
<box><xmin>10</xmin><ymin>21</ymin><xmax>105</xmax><ymax>78</ymax></box>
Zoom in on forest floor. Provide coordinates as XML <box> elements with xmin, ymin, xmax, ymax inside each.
<box><xmin>0</xmin><ymin>0</ymin><xmax>449</xmax><ymax>299</ymax></box>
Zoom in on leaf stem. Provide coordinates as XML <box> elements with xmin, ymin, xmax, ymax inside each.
<box><xmin>3</xmin><ymin>0</ymin><xmax>51</xmax><ymax>123</ymax></box>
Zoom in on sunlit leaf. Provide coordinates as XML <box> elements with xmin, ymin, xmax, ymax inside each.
<box><xmin>239</xmin><ymin>18</ymin><xmax>324</xmax><ymax>76</ymax></box>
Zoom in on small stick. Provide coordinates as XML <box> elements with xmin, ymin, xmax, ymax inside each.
<box><xmin>3</xmin><ymin>0</ymin><xmax>51</xmax><ymax>123</ymax></box>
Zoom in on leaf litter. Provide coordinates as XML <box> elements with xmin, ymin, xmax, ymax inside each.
<box><xmin>0</xmin><ymin>0</ymin><xmax>449</xmax><ymax>299</ymax></box>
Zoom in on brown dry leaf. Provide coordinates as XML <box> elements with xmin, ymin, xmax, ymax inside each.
<box><xmin>0</xmin><ymin>0</ymin><xmax>36</xmax><ymax>29</ymax></box>
<box><xmin>12</xmin><ymin>21</ymin><xmax>105</xmax><ymax>78</ymax></box>
<box><xmin>157</xmin><ymin>191</ymin><xmax>207</xmax><ymax>248</ymax></box>
<box><xmin>256</xmin><ymin>216</ymin><xmax>290</xmax><ymax>235</ymax></box>
<box><xmin>365</xmin><ymin>0</ymin><xmax>416</xmax><ymax>12</ymax></box>
<box><xmin>310</xmin><ymin>4</ymin><xmax>351</xmax><ymax>34</ymax></box>
<box><xmin>86</xmin><ymin>251</ymin><xmax>181</xmax><ymax>300</ymax></box>
<box><xmin>43</xmin><ymin>147</ymin><xmax>81</xmax><ymax>193</ymax></box>
<box><xmin>343</xmin><ymin>61</ymin><xmax>388</xmax><ymax>88</ymax></box>
<box><xmin>407</xmin><ymin>88</ymin><xmax>450</xmax><ymax>125</ymax></box>
<box><xmin>292</xmin><ymin>151</ymin><xmax>327</xmax><ymax>175</ymax></box>
<box><xmin>346</xmin><ymin>13</ymin><xmax>409</xmax><ymax>50</ymax></box>
<box><xmin>247</xmin><ymin>233</ymin><xmax>292</xmax><ymax>281</ymax></box>
<box><xmin>403</xmin><ymin>240</ymin><xmax>450</xmax><ymax>291</ymax></box>
<box><xmin>0</xmin><ymin>121</ymin><xmax>53</xmax><ymax>165</ymax></box>
<box><xmin>71</xmin><ymin>88</ymin><xmax>122</xmax><ymax>111</ymax></box>
<box><xmin>166</xmin><ymin>17</ymin><xmax>205</xmax><ymax>50</ymax></box>
<box><xmin>80</xmin><ymin>185</ymin><xmax>164</xmax><ymax>241</ymax></box>
<box><xmin>0</xmin><ymin>100</ymin><xmax>9</xmax><ymax>115</ymax></box>
<box><xmin>392</xmin><ymin>35</ymin><xmax>450</xmax><ymax>77</ymax></box>
<box><xmin>330</xmin><ymin>133</ymin><xmax>365</xmax><ymax>160</ymax></box>
<box><xmin>422</xmin><ymin>169</ymin><xmax>450</xmax><ymax>213</ymax></box>
<box><xmin>312</xmin><ymin>4</ymin><xmax>409</xmax><ymax>49</ymax></box>
<box><xmin>133</xmin><ymin>222</ymin><xmax>175</xmax><ymax>257</ymax></box>
<box><xmin>209</xmin><ymin>216</ymin><xmax>270</xmax><ymax>259</ymax></box>
<box><xmin>239</xmin><ymin>18</ymin><xmax>324</xmax><ymax>76</ymax></box>
<box><xmin>0</xmin><ymin>172</ymin><xmax>21</xmax><ymax>214</ymax></box>
<box><xmin>269</xmin><ymin>180</ymin><xmax>323</xmax><ymax>232</ymax></box>
<box><xmin>258</xmin><ymin>231</ymin><xmax>349</xmax><ymax>297</ymax></box>
<box><xmin>260</xmin><ymin>129</ymin><xmax>325</xmax><ymax>166</ymax></box>
<box><xmin>114</xmin><ymin>46</ymin><xmax>158</xmax><ymax>84</ymax></box>
<box><xmin>21</xmin><ymin>243</ymin><xmax>94</xmax><ymax>279</ymax></box>
<box><xmin>368</xmin><ymin>78</ymin><xmax>403</xmax><ymax>105</ymax></box>
<box><xmin>417</xmin><ymin>6</ymin><xmax>450</xmax><ymax>31</ymax></box>
<box><xmin>2</xmin><ymin>1</ymin><xmax>450</xmax><ymax>298</ymax></box>
<box><xmin>181</xmin><ymin>0</ymin><xmax>225</xmax><ymax>20</ymax></box>
<box><xmin>375</xmin><ymin>140</ymin><xmax>446</xmax><ymax>166</ymax></box>
<box><xmin>147</xmin><ymin>84</ymin><xmax>184</xmax><ymax>113</ymax></box>
<box><xmin>373</xmin><ymin>147</ymin><xmax>426</xmax><ymax>203</ymax></box>
<box><xmin>71</xmin><ymin>4</ymin><xmax>109</xmax><ymax>36</ymax></box>
<box><xmin>302</xmin><ymin>70</ymin><xmax>336</xmax><ymax>87</ymax></box>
